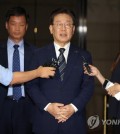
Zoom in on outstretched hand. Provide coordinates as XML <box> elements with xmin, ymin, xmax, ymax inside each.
<box><xmin>84</xmin><ymin>64</ymin><xmax>99</xmax><ymax>76</ymax></box>
<box><xmin>37</xmin><ymin>66</ymin><xmax>56</xmax><ymax>78</ymax></box>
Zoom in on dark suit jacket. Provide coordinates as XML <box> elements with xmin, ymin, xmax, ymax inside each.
<box><xmin>108</xmin><ymin>61</ymin><xmax>120</xmax><ymax>118</ymax></box>
<box><xmin>0</xmin><ymin>40</ymin><xmax>36</xmax><ymax>118</ymax></box>
<box><xmin>27</xmin><ymin>43</ymin><xmax>94</xmax><ymax>134</ymax></box>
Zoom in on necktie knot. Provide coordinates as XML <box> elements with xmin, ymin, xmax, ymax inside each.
<box><xmin>14</xmin><ymin>45</ymin><xmax>19</xmax><ymax>50</ymax></box>
<box><xmin>59</xmin><ymin>48</ymin><xmax>65</xmax><ymax>54</ymax></box>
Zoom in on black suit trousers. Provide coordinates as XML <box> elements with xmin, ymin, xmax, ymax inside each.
<box><xmin>0</xmin><ymin>97</ymin><xmax>32</xmax><ymax>134</ymax></box>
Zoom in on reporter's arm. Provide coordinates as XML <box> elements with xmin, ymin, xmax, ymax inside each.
<box><xmin>96</xmin><ymin>71</ymin><xmax>105</xmax><ymax>85</ymax></box>
<box><xmin>11</xmin><ymin>69</ymin><xmax>38</xmax><ymax>85</ymax></box>
<box><xmin>11</xmin><ymin>66</ymin><xmax>55</xmax><ymax>85</ymax></box>
<box><xmin>84</xmin><ymin>64</ymin><xmax>105</xmax><ymax>84</ymax></box>
<box><xmin>0</xmin><ymin>65</ymin><xmax>13</xmax><ymax>86</ymax></box>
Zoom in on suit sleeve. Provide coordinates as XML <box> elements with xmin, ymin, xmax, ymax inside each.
<box><xmin>72</xmin><ymin>51</ymin><xmax>94</xmax><ymax>113</ymax></box>
<box><xmin>26</xmin><ymin>50</ymin><xmax>50</xmax><ymax>111</ymax></box>
<box><xmin>0</xmin><ymin>65</ymin><xmax>13</xmax><ymax>86</ymax></box>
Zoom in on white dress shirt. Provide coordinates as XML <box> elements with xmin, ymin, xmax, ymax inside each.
<box><xmin>7</xmin><ymin>38</ymin><xmax>25</xmax><ymax>97</ymax></box>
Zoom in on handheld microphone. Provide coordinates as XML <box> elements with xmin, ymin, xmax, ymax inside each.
<box><xmin>43</xmin><ymin>58</ymin><xmax>58</xmax><ymax>78</ymax></box>
<box><xmin>82</xmin><ymin>56</ymin><xmax>92</xmax><ymax>74</ymax></box>
<box><xmin>43</xmin><ymin>58</ymin><xmax>58</xmax><ymax>68</ymax></box>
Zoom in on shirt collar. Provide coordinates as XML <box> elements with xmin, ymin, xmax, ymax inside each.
<box><xmin>54</xmin><ymin>42</ymin><xmax>70</xmax><ymax>52</ymax></box>
<box><xmin>7</xmin><ymin>38</ymin><xmax>24</xmax><ymax>49</ymax></box>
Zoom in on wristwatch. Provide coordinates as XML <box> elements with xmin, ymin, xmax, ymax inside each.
<box><xmin>102</xmin><ymin>79</ymin><xmax>109</xmax><ymax>89</ymax></box>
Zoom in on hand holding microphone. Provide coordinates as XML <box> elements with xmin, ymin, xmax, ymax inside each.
<box><xmin>82</xmin><ymin>56</ymin><xmax>92</xmax><ymax>74</ymax></box>
<box><xmin>84</xmin><ymin>64</ymin><xmax>120</xmax><ymax>100</ymax></box>
<box><xmin>43</xmin><ymin>58</ymin><xmax>58</xmax><ymax>78</ymax></box>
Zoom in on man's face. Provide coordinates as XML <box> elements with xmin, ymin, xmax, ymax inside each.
<box><xmin>49</xmin><ymin>13</ymin><xmax>75</xmax><ymax>47</ymax></box>
<box><xmin>5</xmin><ymin>16</ymin><xmax>28</xmax><ymax>43</ymax></box>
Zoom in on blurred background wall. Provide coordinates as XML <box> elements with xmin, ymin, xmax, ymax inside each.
<box><xmin>0</xmin><ymin>0</ymin><xmax>120</xmax><ymax>133</ymax></box>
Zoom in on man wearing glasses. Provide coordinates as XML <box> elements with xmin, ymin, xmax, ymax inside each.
<box><xmin>27</xmin><ymin>7</ymin><xmax>94</xmax><ymax>134</ymax></box>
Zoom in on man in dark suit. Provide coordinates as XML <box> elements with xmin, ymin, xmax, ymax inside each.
<box><xmin>0</xmin><ymin>6</ymin><xmax>55</xmax><ymax>134</ymax></box>
<box><xmin>27</xmin><ymin>7</ymin><xmax>94</xmax><ymax>134</ymax></box>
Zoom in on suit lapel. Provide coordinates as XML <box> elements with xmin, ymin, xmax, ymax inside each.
<box><xmin>0</xmin><ymin>42</ymin><xmax>8</xmax><ymax>68</ymax></box>
<box><xmin>62</xmin><ymin>45</ymin><xmax>80</xmax><ymax>84</ymax></box>
<box><xmin>24</xmin><ymin>42</ymin><xmax>34</xmax><ymax>71</ymax></box>
<box><xmin>47</xmin><ymin>44</ymin><xmax>60</xmax><ymax>80</ymax></box>
<box><xmin>46</xmin><ymin>44</ymin><xmax>57</xmax><ymax>60</ymax></box>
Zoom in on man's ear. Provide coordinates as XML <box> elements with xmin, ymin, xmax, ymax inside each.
<box><xmin>5</xmin><ymin>22</ymin><xmax>8</xmax><ymax>30</ymax></box>
<box><xmin>26</xmin><ymin>24</ymin><xmax>28</xmax><ymax>31</ymax></box>
<box><xmin>72</xmin><ymin>26</ymin><xmax>75</xmax><ymax>35</ymax></box>
<box><xmin>49</xmin><ymin>25</ymin><xmax>53</xmax><ymax>34</ymax></box>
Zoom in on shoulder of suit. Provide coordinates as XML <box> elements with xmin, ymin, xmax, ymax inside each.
<box><xmin>0</xmin><ymin>41</ymin><xmax>7</xmax><ymax>48</ymax></box>
<box><xmin>71</xmin><ymin>45</ymin><xmax>91</xmax><ymax>55</ymax></box>
<box><xmin>24</xmin><ymin>41</ymin><xmax>36</xmax><ymax>47</ymax></box>
<box><xmin>24</xmin><ymin>42</ymin><xmax>38</xmax><ymax>52</ymax></box>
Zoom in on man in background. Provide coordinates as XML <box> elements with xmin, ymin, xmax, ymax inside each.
<box><xmin>0</xmin><ymin>6</ymin><xmax>41</xmax><ymax>134</ymax></box>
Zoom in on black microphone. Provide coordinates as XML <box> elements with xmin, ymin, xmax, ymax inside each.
<box><xmin>43</xmin><ymin>58</ymin><xmax>58</xmax><ymax>68</ymax></box>
<box><xmin>43</xmin><ymin>58</ymin><xmax>58</xmax><ymax>78</ymax></box>
<box><xmin>82</xmin><ymin>56</ymin><xmax>92</xmax><ymax>74</ymax></box>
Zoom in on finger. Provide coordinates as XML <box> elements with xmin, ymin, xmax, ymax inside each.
<box><xmin>49</xmin><ymin>73</ymin><xmax>54</xmax><ymax>77</ymax></box>
<box><xmin>56</xmin><ymin>103</ymin><xmax>64</xmax><ymax>107</ymax></box>
<box><xmin>49</xmin><ymin>67</ymin><xmax>56</xmax><ymax>71</ymax></box>
<box><xmin>56</xmin><ymin>113</ymin><xmax>68</xmax><ymax>119</ymax></box>
<box><xmin>58</xmin><ymin>118</ymin><xmax>67</xmax><ymax>123</ymax></box>
<box><xmin>108</xmin><ymin>93</ymin><xmax>112</xmax><ymax>96</ymax></box>
<box><xmin>58</xmin><ymin>119</ymin><xmax>66</xmax><ymax>123</ymax></box>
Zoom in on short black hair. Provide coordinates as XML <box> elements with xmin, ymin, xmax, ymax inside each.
<box><xmin>49</xmin><ymin>7</ymin><xmax>76</xmax><ymax>25</ymax></box>
<box><xmin>5</xmin><ymin>6</ymin><xmax>29</xmax><ymax>23</ymax></box>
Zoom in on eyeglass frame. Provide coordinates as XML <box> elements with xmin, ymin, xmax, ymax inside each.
<box><xmin>52</xmin><ymin>22</ymin><xmax>74</xmax><ymax>29</ymax></box>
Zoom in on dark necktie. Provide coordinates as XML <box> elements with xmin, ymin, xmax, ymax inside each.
<box><xmin>58</xmin><ymin>48</ymin><xmax>66</xmax><ymax>81</ymax></box>
<box><xmin>13</xmin><ymin>45</ymin><xmax>22</xmax><ymax>100</ymax></box>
